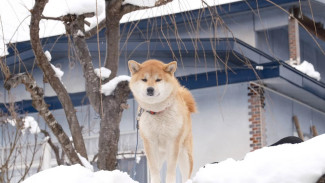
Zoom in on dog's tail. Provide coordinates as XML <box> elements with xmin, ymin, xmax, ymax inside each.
<box><xmin>180</xmin><ymin>87</ymin><xmax>197</xmax><ymax>113</ymax></box>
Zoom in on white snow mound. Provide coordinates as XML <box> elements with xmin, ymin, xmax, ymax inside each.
<box><xmin>51</xmin><ymin>64</ymin><xmax>64</xmax><ymax>80</ymax></box>
<box><xmin>101</xmin><ymin>75</ymin><xmax>131</xmax><ymax>96</ymax></box>
<box><xmin>292</xmin><ymin>61</ymin><xmax>321</xmax><ymax>81</ymax></box>
<box><xmin>192</xmin><ymin>134</ymin><xmax>325</xmax><ymax>183</ymax></box>
<box><xmin>94</xmin><ymin>67</ymin><xmax>111</xmax><ymax>80</ymax></box>
<box><xmin>44</xmin><ymin>0</ymin><xmax>105</xmax><ymax>17</ymax></box>
<box><xmin>22</xmin><ymin>116</ymin><xmax>40</xmax><ymax>134</ymax></box>
<box><xmin>22</xmin><ymin>164</ymin><xmax>138</xmax><ymax>183</ymax></box>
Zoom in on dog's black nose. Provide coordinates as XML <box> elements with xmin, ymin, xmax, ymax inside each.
<box><xmin>147</xmin><ymin>87</ymin><xmax>154</xmax><ymax>96</ymax></box>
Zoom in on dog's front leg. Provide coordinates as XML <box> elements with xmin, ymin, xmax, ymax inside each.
<box><xmin>143</xmin><ymin>137</ymin><xmax>161</xmax><ymax>183</ymax></box>
<box><xmin>166</xmin><ymin>140</ymin><xmax>180</xmax><ymax>183</ymax></box>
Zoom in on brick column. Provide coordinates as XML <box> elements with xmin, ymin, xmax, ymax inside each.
<box><xmin>288</xmin><ymin>11</ymin><xmax>301</xmax><ymax>65</ymax></box>
<box><xmin>248</xmin><ymin>83</ymin><xmax>266</xmax><ymax>151</ymax></box>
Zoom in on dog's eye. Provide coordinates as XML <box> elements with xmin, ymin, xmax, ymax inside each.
<box><xmin>142</xmin><ymin>79</ymin><xmax>147</xmax><ymax>82</ymax></box>
<box><xmin>156</xmin><ymin>79</ymin><xmax>162</xmax><ymax>82</ymax></box>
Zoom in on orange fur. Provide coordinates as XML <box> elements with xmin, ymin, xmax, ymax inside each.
<box><xmin>179</xmin><ymin>87</ymin><xmax>197</xmax><ymax>113</ymax></box>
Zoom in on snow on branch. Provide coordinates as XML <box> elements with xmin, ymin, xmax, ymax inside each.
<box><xmin>6</xmin><ymin>116</ymin><xmax>40</xmax><ymax>134</ymax></box>
<box><xmin>94</xmin><ymin>67</ymin><xmax>111</xmax><ymax>80</ymax></box>
<box><xmin>5</xmin><ymin>118</ymin><xmax>16</xmax><ymax>126</ymax></box>
<box><xmin>44</xmin><ymin>50</ymin><xmax>52</xmax><ymax>61</ymax></box>
<box><xmin>50</xmin><ymin>64</ymin><xmax>64</xmax><ymax>80</ymax></box>
<box><xmin>77</xmin><ymin>153</ymin><xmax>94</xmax><ymax>171</ymax></box>
<box><xmin>101</xmin><ymin>76</ymin><xmax>131</xmax><ymax>96</ymax></box>
<box><xmin>44</xmin><ymin>50</ymin><xmax>64</xmax><ymax>80</ymax></box>
<box><xmin>22</xmin><ymin>116</ymin><xmax>41</xmax><ymax>134</ymax></box>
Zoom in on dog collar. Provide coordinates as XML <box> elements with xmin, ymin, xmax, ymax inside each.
<box><xmin>141</xmin><ymin>107</ymin><xmax>168</xmax><ymax>115</ymax></box>
<box><xmin>146</xmin><ymin>110</ymin><xmax>163</xmax><ymax>115</ymax></box>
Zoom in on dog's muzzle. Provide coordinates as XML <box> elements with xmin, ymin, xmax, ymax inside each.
<box><xmin>147</xmin><ymin>87</ymin><xmax>154</xmax><ymax>96</ymax></box>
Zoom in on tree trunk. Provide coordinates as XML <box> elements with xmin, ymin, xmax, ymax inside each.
<box><xmin>96</xmin><ymin>4</ymin><xmax>131</xmax><ymax>169</ymax></box>
<box><xmin>30</xmin><ymin>0</ymin><xmax>88</xmax><ymax>159</ymax></box>
<box><xmin>104</xmin><ymin>5</ymin><xmax>122</xmax><ymax>80</ymax></box>
<box><xmin>97</xmin><ymin>81</ymin><xmax>130</xmax><ymax>170</ymax></box>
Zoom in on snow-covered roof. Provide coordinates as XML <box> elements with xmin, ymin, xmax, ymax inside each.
<box><xmin>0</xmin><ymin>0</ymin><xmax>241</xmax><ymax>45</ymax></box>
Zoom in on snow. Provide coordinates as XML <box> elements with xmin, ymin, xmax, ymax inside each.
<box><xmin>51</xmin><ymin>64</ymin><xmax>64</xmax><ymax>80</ymax></box>
<box><xmin>45</xmin><ymin>50</ymin><xmax>52</xmax><ymax>61</ymax></box>
<box><xmin>41</xmin><ymin>142</ymin><xmax>52</xmax><ymax>170</ymax></box>
<box><xmin>22</xmin><ymin>116</ymin><xmax>40</xmax><ymax>134</ymax></box>
<box><xmin>0</xmin><ymin>0</ymin><xmax>240</xmax><ymax>45</ymax></box>
<box><xmin>120</xmin><ymin>0</ymin><xmax>241</xmax><ymax>23</ymax></box>
<box><xmin>94</xmin><ymin>67</ymin><xmax>112</xmax><ymax>80</ymax></box>
<box><xmin>5</xmin><ymin>118</ymin><xmax>16</xmax><ymax>126</ymax></box>
<box><xmin>0</xmin><ymin>0</ymin><xmax>105</xmax><ymax>44</ymax></box>
<box><xmin>123</xmin><ymin>0</ymin><xmax>157</xmax><ymax>7</ymax></box>
<box><xmin>76</xmin><ymin>30</ymin><xmax>85</xmax><ymax>37</ymax></box>
<box><xmin>19</xmin><ymin>135</ymin><xmax>325</xmax><ymax>183</ymax></box>
<box><xmin>291</xmin><ymin>61</ymin><xmax>321</xmax><ymax>81</ymax></box>
<box><xmin>191</xmin><ymin>134</ymin><xmax>325</xmax><ymax>183</ymax></box>
<box><xmin>22</xmin><ymin>164</ymin><xmax>138</xmax><ymax>183</ymax></box>
<box><xmin>43</xmin><ymin>136</ymin><xmax>50</xmax><ymax>142</ymax></box>
<box><xmin>136</xmin><ymin>156</ymin><xmax>141</xmax><ymax>164</ymax></box>
<box><xmin>0</xmin><ymin>43</ymin><xmax>9</xmax><ymax>57</ymax></box>
<box><xmin>77</xmin><ymin>153</ymin><xmax>94</xmax><ymax>171</ymax></box>
<box><xmin>101</xmin><ymin>75</ymin><xmax>131</xmax><ymax>96</ymax></box>
<box><xmin>43</xmin><ymin>0</ymin><xmax>105</xmax><ymax>17</ymax></box>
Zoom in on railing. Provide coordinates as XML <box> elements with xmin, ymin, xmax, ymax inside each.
<box><xmin>0</xmin><ymin>130</ymin><xmax>143</xmax><ymax>181</ymax></box>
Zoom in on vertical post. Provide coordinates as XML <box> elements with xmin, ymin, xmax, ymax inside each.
<box><xmin>248</xmin><ymin>83</ymin><xmax>266</xmax><ymax>151</ymax></box>
<box><xmin>288</xmin><ymin>7</ymin><xmax>301</xmax><ymax>65</ymax></box>
<box><xmin>293</xmin><ymin>115</ymin><xmax>304</xmax><ymax>140</ymax></box>
<box><xmin>311</xmin><ymin>125</ymin><xmax>318</xmax><ymax>137</ymax></box>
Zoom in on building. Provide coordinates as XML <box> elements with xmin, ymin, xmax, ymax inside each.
<box><xmin>1</xmin><ymin>0</ymin><xmax>325</xmax><ymax>182</ymax></box>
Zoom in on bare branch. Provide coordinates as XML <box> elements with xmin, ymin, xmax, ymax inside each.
<box><xmin>84</xmin><ymin>19</ymin><xmax>106</xmax><ymax>39</ymax></box>
<box><xmin>65</xmin><ymin>15</ymin><xmax>102</xmax><ymax>114</ymax></box>
<box><xmin>4</xmin><ymin>73</ymin><xmax>81</xmax><ymax>165</ymax></box>
<box><xmin>41</xmin><ymin>130</ymin><xmax>64</xmax><ymax>165</ymax></box>
<box><xmin>120</xmin><ymin>4</ymin><xmax>144</xmax><ymax>15</ymax></box>
<box><xmin>154</xmin><ymin>0</ymin><xmax>173</xmax><ymax>6</ymax></box>
<box><xmin>41</xmin><ymin>13</ymin><xmax>94</xmax><ymax>26</ymax></box>
<box><xmin>0</xmin><ymin>58</ymin><xmax>10</xmax><ymax>79</ymax></box>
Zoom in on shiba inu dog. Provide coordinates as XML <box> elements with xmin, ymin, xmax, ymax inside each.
<box><xmin>128</xmin><ymin>59</ymin><xmax>197</xmax><ymax>183</ymax></box>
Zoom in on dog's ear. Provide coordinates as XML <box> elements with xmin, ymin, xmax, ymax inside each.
<box><xmin>128</xmin><ymin>60</ymin><xmax>141</xmax><ymax>75</ymax></box>
<box><xmin>164</xmin><ymin>61</ymin><xmax>177</xmax><ymax>75</ymax></box>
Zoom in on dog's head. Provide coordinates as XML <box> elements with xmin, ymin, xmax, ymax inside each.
<box><xmin>128</xmin><ymin>59</ymin><xmax>178</xmax><ymax>104</ymax></box>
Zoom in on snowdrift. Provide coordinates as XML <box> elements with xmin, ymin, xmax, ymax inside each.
<box><xmin>23</xmin><ymin>134</ymin><xmax>325</xmax><ymax>183</ymax></box>
<box><xmin>191</xmin><ymin>134</ymin><xmax>325</xmax><ymax>183</ymax></box>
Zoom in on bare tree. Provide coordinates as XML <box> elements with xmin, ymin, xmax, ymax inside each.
<box><xmin>2</xmin><ymin>0</ymin><xmax>174</xmax><ymax>172</ymax></box>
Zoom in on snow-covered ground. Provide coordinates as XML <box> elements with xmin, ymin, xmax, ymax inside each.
<box><xmin>22</xmin><ymin>164</ymin><xmax>138</xmax><ymax>183</ymax></box>
<box><xmin>23</xmin><ymin>134</ymin><xmax>325</xmax><ymax>183</ymax></box>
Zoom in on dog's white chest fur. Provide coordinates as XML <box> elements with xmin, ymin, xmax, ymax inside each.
<box><xmin>139</xmin><ymin>105</ymin><xmax>183</xmax><ymax>149</ymax></box>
